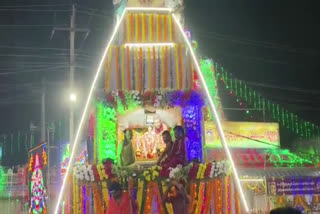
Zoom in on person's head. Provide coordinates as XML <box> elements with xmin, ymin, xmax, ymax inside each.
<box><xmin>154</xmin><ymin>117</ymin><xmax>162</xmax><ymax>129</ymax></box>
<box><xmin>174</xmin><ymin>126</ymin><xmax>185</xmax><ymax>141</ymax></box>
<box><xmin>162</xmin><ymin>130</ymin><xmax>172</xmax><ymax>145</ymax></box>
<box><xmin>123</xmin><ymin>129</ymin><xmax>133</xmax><ymax>140</ymax></box>
<box><xmin>270</xmin><ymin>207</ymin><xmax>301</xmax><ymax>214</ymax></box>
<box><xmin>109</xmin><ymin>182</ymin><xmax>122</xmax><ymax>200</ymax></box>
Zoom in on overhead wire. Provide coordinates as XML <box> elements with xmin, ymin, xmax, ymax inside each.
<box><xmin>199</xmin><ymin>30</ymin><xmax>320</xmax><ymax>56</ymax></box>
<box><xmin>0</xmin><ymin>4</ymin><xmax>71</xmax><ymax>8</ymax></box>
<box><xmin>0</xmin><ymin>9</ymin><xmax>71</xmax><ymax>12</ymax></box>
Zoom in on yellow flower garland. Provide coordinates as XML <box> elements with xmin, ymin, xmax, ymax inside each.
<box><xmin>196</xmin><ymin>163</ymin><xmax>206</xmax><ymax>179</ymax></box>
<box><xmin>137</xmin><ymin>179</ymin><xmax>144</xmax><ymax>212</ymax></box>
<box><xmin>194</xmin><ymin>182</ymin><xmax>205</xmax><ymax>214</ymax></box>
<box><xmin>102</xmin><ymin>181</ymin><xmax>109</xmax><ymax>209</ymax></box>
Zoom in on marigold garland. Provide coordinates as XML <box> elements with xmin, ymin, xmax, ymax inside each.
<box><xmin>204</xmin><ymin>180</ymin><xmax>214</xmax><ymax>214</ymax></box>
<box><xmin>154</xmin><ymin>183</ymin><xmax>165</xmax><ymax>214</ymax></box>
<box><xmin>93</xmin><ymin>183</ymin><xmax>104</xmax><ymax>214</ymax></box>
<box><xmin>143</xmin><ymin>181</ymin><xmax>154</xmax><ymax>214</ymax></box>
<box><xmin>102</xmin><ymin>181</ymin><xmax>109</xmax><ymax>208</ymax></box>
<box><xmin>80</xmin><ymin>185</ymin><xmax>84</xmax><ymax>214</ymax></box>
<box><xmin>194</xmin><ymin>182</ymin><xmax>205</xmax><ymax>214</ymax></box>
<box><xmin>189</xmin><ymin>182</ymin><xmax>198</xmax><ymax>213</ymax></box>
<box><xmin>28</xmin><ymin>154</ymin><xmax>34</xmax><ymax>172</ymax></box>
<box><xmin>42</xmin><ymin>148</ymin><xmax>47</xmax><ymax>165</ymax></box>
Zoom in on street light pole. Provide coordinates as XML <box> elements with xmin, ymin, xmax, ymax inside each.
<box><xmin>70</xmin><ymin>4</ymin><xmax>76</xmax><ymax>146</ymax></box>
<box><xmin>41</xmin><ymin>79</ymin><xmax>46</xmax><ymax>142</ymax></box>
<box><xmin>50</xmin><ymin>4</ymin><xmax>89</xmax><ymax>145</ymax></box>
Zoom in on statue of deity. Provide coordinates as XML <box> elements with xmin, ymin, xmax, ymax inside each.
<box><xmin>136</xmin><ymin>119</ymin><xmax>167</xmax><ymax>159</ymax></box>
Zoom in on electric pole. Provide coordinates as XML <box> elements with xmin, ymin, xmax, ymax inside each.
<box><xmin>50</xmin><ymin>4</ymin><xmax>89</xmax><ymax>146</ymax></box>
<box><xmin>41</xmin><ymin>78</ymin><xmax>46</xmax><ymax>142</ymax></box>
<box><xmin>50</xmin><ymin>5</ymin><xmax>89</xmax><ymax>213</ymax></box>
<box><xmin>70</xmin><ymin>4</ymin><xmax>76</xmax><ymax>145</ymax></box>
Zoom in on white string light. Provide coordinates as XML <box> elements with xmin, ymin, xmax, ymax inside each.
<box><xmin>124</xmin><ymin>42</ymin><xmax>175</xmax><ymax>48</ymax></box>
<box><xmin>171</xmin><ymin>13</ymin><xmax>249</xmax><ymax>212</ymax></box>
<box><xmin>53</xmin><ymin>8</ymin><xmax>128</xmax><ymax>214</ymax></box>
<box><xmin>126</xmin><ymin>7</ymin><xmax>172</xmax><ymax>12</ymax></box>
<box><xmin>54</xmin><ymin>7</ymin><xmax>249</xmax><ymax>213</ymax></box>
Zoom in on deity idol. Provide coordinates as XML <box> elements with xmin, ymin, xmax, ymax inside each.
<box><xmin>136</xmin><ymin>122</ymin><xmax>167</xmax><ymax>159</ymax></box>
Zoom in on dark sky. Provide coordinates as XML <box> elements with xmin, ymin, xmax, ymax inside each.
<box><xmin>0</xmin><ymin>0</ymin><xmax>320</xmax><ymax>133</ymax></box>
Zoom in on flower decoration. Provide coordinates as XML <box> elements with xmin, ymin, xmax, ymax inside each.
<box><xmin>169</xmin><ymin>165</ymin><xmax>183</xmax><ymax>179</ymax></box>
<box><xmin>42</xmin><ymin>148</ymin><xmax>47</xmax><ymax>165</ymax></box>
<box><xmin>104</xmin><ymin>160</ymin><xmax>114</xmax><ymax>179</ymax></box>
<box><xmin>92</xmin><ymin>164</ymin><xmax>100</xmax><ymax>181</ymax></box>
<box><xmin>73</xmin><ymin>165</ymin><xmax>95</xmax><ymax>182</ymax></box>
<box><xmin>189</xmin><ymin>163</ymin><xmax>199</xmax><ymax>179</ymax></box>
<box><xmin>73</xmin><ymin>160</ymin><xmax>230</xmax><ymax>182</ymax></box>
<box><xmin>29</xmin><ymin>154</ymin><xmax>34</xmax><ymax>172</ymax></box>
<box><xmin>143</xmin><ymin>165</ymin><xmax>162</xmax><ymax>181</ymax></box>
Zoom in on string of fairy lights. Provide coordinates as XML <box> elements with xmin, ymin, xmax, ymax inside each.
<box><xmin>210</xmin><ymin>61</ymin><xmax>320</xmax><ymax>141</ymax></box>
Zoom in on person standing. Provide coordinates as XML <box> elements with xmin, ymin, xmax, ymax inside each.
<box><xmin>106</xmin><ymin>181</ymin><xmax>138</xmax><ymax>214</ymax></box>
<box><xmin>120</xmin><ymin>129</ymin><xmax>135</xmax><ymax>166</ymax></box>
<box><xmin>157</xmin><ymin>130</ymin><xmax>173</xmax><ymax>165</ymax></box>
<box><xmin>163</xmin><ymin>179</ymin><xmax>190</xmax><ymax>214</ymax></box>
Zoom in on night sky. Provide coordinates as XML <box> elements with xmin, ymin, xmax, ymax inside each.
<box><xmin>0</xmin><ymin>0</ymin><xmax>320</xmax><ymax>137</ymax></box>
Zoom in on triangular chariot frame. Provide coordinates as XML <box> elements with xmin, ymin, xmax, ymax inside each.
<box><xmin>54</xmin><ymin>7</ymin><xmax>249</xmax><ymax>213</ymax></box>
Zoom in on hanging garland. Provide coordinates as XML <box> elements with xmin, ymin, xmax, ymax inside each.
<box><xmin>73</xmin><ymin>160</ymin><xmax>230</xmax><ymax>183</ymax></box>
<box><xmin>99</xmin><ymin>90</ymin><xmax>204</xmax><ymax>111</ymax></box>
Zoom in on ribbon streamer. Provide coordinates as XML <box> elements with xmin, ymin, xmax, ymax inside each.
<box><xmin>121</xmin><ymin>46</ymin><xmax>125</xmax><ymax>90</ymax></box>
<box><xmin>150</xmin><ymin>14</ymin><xmax>154</xmax><ymax>42</ymax></box>
<box><xmin>174</xmin><ymin>44</ymin><xmax>179</xmax><ymax>89</ymax></box>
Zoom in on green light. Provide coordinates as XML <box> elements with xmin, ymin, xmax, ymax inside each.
<box><xmin>0</xmin><ymin>166</ymin><xmax>5</xmax><ymax>193</ymax></box>
<box><xmin>200</xmin><ymin>59</ymin><xmax>221</xmax><ymax>119</ymax></box>
<box><xmin>246</xmin><ymin>110</ymin><xmax>249</xmax><ymax>114</ymax></box>
<box><xmin>267</xmin><ymin>149</ymin><xmax>313</xmax><ymax>168</ymax></box>
<box><xmin>97</xmin><ymin>102</ymin><xmax>117</xmax><ymax>163</ymax></box>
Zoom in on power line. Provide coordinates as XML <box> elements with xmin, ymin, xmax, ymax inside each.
<box><xmin>0</xmin><ymin>54</ymin><xmax>69</xmax><ymax>59</ymax></box>
<box><xmin>0</xmin><ymin>9</ymin><xmax>71</xmax><ymax>12</ymax></box>
<box><xmin>0</xmin><ymin>66</ymin><xmax>67</xmax><ymax>75</ymax></box>
<box><xmin>212</xmin><ymin>51</ymin><xmax>290</xmax><ymax>65</ymax></box>
<box><xmin>246</xmin><ymin>81</ymin><xmax>320</xmax><ymax>95</ymax></box>
<box><xmin>0</xmin><ymin>4</ymin><xmax>71</xmax><ymax>8</ymax></box>
<box><xmin>77</xmin><ymin>10</ymin><xmax>113</xmax><ymax>19</ymax></box>
<box><xmin>0</xmin><ymin>24</ymin><xmax>67</xmax><ymax>28</ymax></box>
<box><xmin>199</xmin><ymin>31</ymin><xmax>320</xmax><ymax>56</ymax></box>
<box><xmin>0</xmin><ymin>45</ymin><xmax>67</xmax><ymax>51</ymax></box>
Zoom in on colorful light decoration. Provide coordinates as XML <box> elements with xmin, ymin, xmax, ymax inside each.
<box><xmin>97</xmin><ymin>90</ymin><xmax>205</xmax><ymax>162</ymax></box>
<box><xmin>29</xmin><ymin>153</ymin><xmax>47</xmax><ymax>214</ymax></box>
<box><xmin>267</xmin><ymin>149</ymin><xmax>313</xmax><ymax>167</ymax></box>
<box><xmin>183</xmin><ymin>105</ymin><xmax>203</xmax><ymax>161</ymax></box>
<box><xmin>0</xmin><ymin>166</ymin><xmax>5</xmax><ymax>194</ymax></box>
<box><xmin>96</xmin><ymin>103</ymin><xmax>117</xmax><ymax>163</ymax></box>
<box><xmin>61</xmin><ymin>144</ymin><xmax>70</xmax><ymax>175</ymax></box>
<box><xmin>217</xmin><ymin>63</ymin><xmax>320</xmax><ymax>139</ymax></box>
<box><xmin>200</xmin><ymin>59</ymin><xmax>223</xmax><ymax>119</ymax></box>
<box><xmin>54</xmin><ymin>7</ymin><xmax>249</xmax><ymax>213</ymax></box>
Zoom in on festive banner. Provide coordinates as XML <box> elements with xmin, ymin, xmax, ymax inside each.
<box><xmin>267</xmin><ymin>178</ymin><xmax>320</xmax><ymax>195</ymax></box>
<box><xmin>204</xmin><ymin>121</ymin><xmax>279</xmax><ymax>148</ymax></box>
